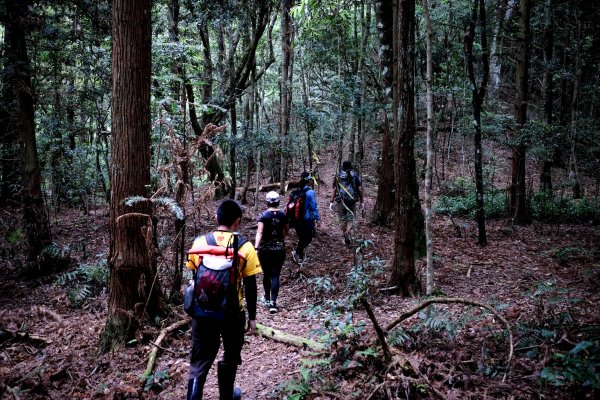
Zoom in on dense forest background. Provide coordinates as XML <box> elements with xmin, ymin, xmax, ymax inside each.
<box><xmin>0</xmin><ymin>0</ymin><xmax>599</xmax><ymax>399</ymax></box>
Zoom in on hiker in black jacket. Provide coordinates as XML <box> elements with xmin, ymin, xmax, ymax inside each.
<box><xmin>255</xmin><ymin>191</ymin><xmax>289</xmax><ymax>314</ymax></box>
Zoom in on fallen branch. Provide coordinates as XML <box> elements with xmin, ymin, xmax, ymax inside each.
<box><xmin>256</xmin><ymin>323</ymin><xmax>325</xmax><ymax>351</ymax></box>
<box><xmin>142</xmin><ymin>319</ymin><xmax>189</xmax><ymax>379</ymax></box>
<box><xmin>384</xmin><ymin>297</ymin><xmax>514</xmax><ymax>381</ymax></box>
<box><xmin>360</xmin><ymin>298</ymin><xmax>391</xmax><ymax>361</ymax></box>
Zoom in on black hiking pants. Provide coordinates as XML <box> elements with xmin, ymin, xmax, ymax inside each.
<box><xmin>189</xmin><ymin>311</ymin><xmax>245</xmax><ymax>395</ymax></box>
<box><xmin>258</xmin><ymin>246</ymin><xmax>285</xmax><ymax>304</ymax></box>
<box><xmin>294</xmin><ymin>220</ymin><xmax>315</xmax><ymax>260</ymax></box>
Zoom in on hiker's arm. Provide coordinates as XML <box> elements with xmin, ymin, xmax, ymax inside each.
<box><xmin>255</xmin><ymin>222</ymin><xmax>264</xmax><ymax>249</ymax></box>
<box><xmin>243</xmin><ymin>275</ymin><xmax>257</xmax><ymax>332</ymax></box>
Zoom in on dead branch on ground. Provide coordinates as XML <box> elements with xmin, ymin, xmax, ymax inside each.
<box><xmin>384</xmin><ymin>297</ymin><xmax>514</xmax><ymax>381</ymax></box>
<box><xmin>142</xmin><ymin>319</ymin><xmax>189</xmax><ymax>379</ymax></box>
<box><xmin>256</xmin><ymin>323</ymin><xmax>325</xmax><ymax>351</ymax></box>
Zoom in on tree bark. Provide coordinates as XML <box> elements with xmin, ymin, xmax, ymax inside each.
<box><xmin>465</xmin><ymin>0</ymin><xmax>489</xmax><ymax>245</ymax></box>
<box><xmin>422</xmin><ymin>0</ymin><xmax>435</xmax><ymax>294</ymax></box>
<box><xmin>101</xmin><ymin>0</ymin><xmax>159</xmax><ymax>353</ymax></box>
<box><xmin>0</xmin><ymin>28</ymin><xmax>21</xmax><ymax>206</ymax></box>
<box><xmin>279</xmin><ymin>0</ymin><xmax>294</xmax><ymax>194</ymax></box>
<box><xmin>4</xmin><ymin>0</ymin><xmax>51</xmax><ymax>263</ymax></box>
<box><xmin>510</xmin><ymin>0</ymin><xmax>530</xmax><ymax>224</ymax></box>
<box><xmin>372</xmin><ymin>0</ymin><xmax>396</xmax><ymax>226</ymax></box>
<box><xmin>390</xmin><ymin>0</ymin><xmax>420</xmax><ymax>295</ymax></box>
<box><xmin>540</xmin><ymin>0</ymin><xmax>554</xmax><ymax>195</ymax></box>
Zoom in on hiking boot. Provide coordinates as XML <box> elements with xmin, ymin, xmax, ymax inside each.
<box><xmin>269</xmin><ymin>304</ymin><xmax>278</xmax><ymax>314</ymax></box>
<box><xmin>261</xmin><ymin>297</ymin><xmax>271</xmax><ymax>308</ymax></box>
<box><xmin>291</xmin><ymin>251</ymin><xmax>300</xmax><ymax>264</ymax></box>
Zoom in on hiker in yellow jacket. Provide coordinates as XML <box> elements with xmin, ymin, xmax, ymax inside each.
<box><xmin>186</xmin><ymin>199</ymin><xmax>261</xmax><ymax>400</ymax></box>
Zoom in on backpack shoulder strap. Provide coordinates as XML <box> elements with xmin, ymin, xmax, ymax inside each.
<box><xmin>205</xmin><ymin>232</ymin><xmax>217</xmax><ymax>246</ymax></box>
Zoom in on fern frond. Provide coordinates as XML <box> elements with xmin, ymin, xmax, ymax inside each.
<box><xmin>151</xmin><ymin>196</ymin><xmax>184</xmax><ymax>221</ymax></box>
<box><xmin>123</xmin><ymin>195</ymin><xmax>148</xmax><ymax>207</ymax></box>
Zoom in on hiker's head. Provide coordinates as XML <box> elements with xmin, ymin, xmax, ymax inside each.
<box><xmin>301</xmin><ymin>171</ymin><xmax>312</xmax><ymax>186</ymax></box>
<box><xmin>266</xmin><ymin>191</ymin><xmax>280</xmax><ymax>207</ymax></box>
<box><xmin>216</xmin><ymin>199</ymin><xmax>243</xmax><ymax>228</ymax></box>
<box><xmin>342</xmin><ymin>160</ymin><xmax>352</xmax><ymax>171</ymax></box>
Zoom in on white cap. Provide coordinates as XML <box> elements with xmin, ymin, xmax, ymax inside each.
<box><xmin>266</xmin><ymin>191</ymin><xmax>280</xmax><ymax>205</ymax></box>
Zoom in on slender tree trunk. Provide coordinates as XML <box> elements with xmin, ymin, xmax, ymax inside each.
<box><xmin>101</xmin><ymin>0</ymin><xmax>160</xmax><ymax>353</ymax></box>
<box><xmin>5</xmin><ymin>0</ymin><xmax>51</xmax><ymax>263</ymax></box>
<box><xmin>390</xmin><ymin>0</ymin><xmax>419</xmax><ymax>295</ymax></box>
<box><xmin>569</xmin><ymin>6</ymin><xmax>582</xmax><ymax>199</ymax></box>
<box><xmin>279</xmin><ymin>0</ymin><xmax>293</xmax><ymax>193</ymax></box>
<box><xmin>465</xmin><ymin>0</ymin><xmax>489</xmax><ymax>245</ymax></box>
<box><xmin>357</xmin><ymin>0</ymin><xmax>371</xmax><ymax>167</ymax></box>
<box><xmin>510</xmin><ymin>0</ymin><xmax>530</xmax><ymax>224</ymax></box>
<box><xmin>489</xmin><ymin>0</ymin><xmax>515</xmax><ymax>99</ymax></box>
<box><xmin>540</xmin><ymin>0</ymin><xmax>554</xmax><ymax>195</ymax></box>
<box><xmin>422</xmin><ymin>0</ymin><xmax>435</xmax><ymax>294</ymax></box>
<box><xmin>373</xmin><ymin>0</ymin><xmax>396</xmax><ymax>226</ymax></box>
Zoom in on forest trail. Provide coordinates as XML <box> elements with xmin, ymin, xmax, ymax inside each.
<box><xmin>0</xmin><ymin>146</ymin><xmax>599</xmax><ymax>400</ymax></box>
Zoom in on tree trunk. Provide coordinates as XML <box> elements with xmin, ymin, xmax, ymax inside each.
<box><xmin>540</xmin><ymin>0</ymin><xmax>554</xmax><ymax>195</ymax></box>
<box><xmin>569</xmin><ymin>6</ymin><xmax>582</xmax><ymax>199</ymax></box>
<box><xmin>279</xmin><ymin>0</ymin><xmax>293</xmax><ymax>194</ymax></box>
<box><xmin>5</xmin><ymin>0</ymin><xmax>51</xmax><ymax>263</ymax></box>
<box><xmin>510</xmin><ymin>0</ymin><xmax>530</xmax><ymax>224</ymax></box>
<box><xmin>373</xmin><ymin>0</ymin><xmax>396</xmax><ymax>226</ymax></box>
<box><xmin>0</xmin><ymin>31</ymin><xmax>21</xmax><ymax>206</ymax></box>
<box><xmin>465</xmin><ymin>0</ymin><xmax>489</xmax><ymax>245</ymax></box>
<box><xmin>357</xmin><ymin>0</ymin><xmax>371</xmax><ymax>167</ymax></box>
<box><xmin>390</xmin><ymin>0</ymin><xmax>420</xmax><ymax>295</ymax></box>
<box><xmin>489</xmin><ymin>0</ymin><xmax>515</xmax><ymax>99</ymax></box>
<box><xmin>101</xmin><ymin>0</ymin><xmax>160</xmax><ymax>353</ymax></box>
<box><xmin>422</xmin><ymin>0</ymin><xmax>435</xmax><ymax>294</ymax></box>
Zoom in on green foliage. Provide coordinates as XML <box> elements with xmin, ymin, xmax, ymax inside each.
<box><xmin>272</xmin><ymin>358</ymin><xmax>331</xmax><ymax>400</ymax></box>
<box><xmin>55</xmin><ymin>260</ymin><xmax>108</xmax><ymax>306</ymax></box>
<box><xmin>543</xmin><ymin>246</ymin><xmax>591</xmax><ymax>266</ymax></box>
<box><xmin>435</xmin><ymin>177</ymin><xmax>506</xmax><ymax>218</ymax></box>
<box><xmin>531</xmin><ymin>191</ymin><xmax>600</xmax><ymax>224</ymax></box>
<box><xmin>540</xmin><ymin>341</ymin><xmax>600</xmax><ymax>392</ymax></box>
<box><xmin>6</xmin><ymin>229</ymin><xmax>23</xmax><ymax>245</ymax></box>
<box><xmin>142</xmin><ymin>369</ymin><xmax>171</xmax><ymax>393</ymax></box>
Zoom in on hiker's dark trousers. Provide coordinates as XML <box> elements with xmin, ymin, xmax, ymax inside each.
<box><xmin>295</xmin><ymin>220</ymin><xmax>315</xmax><ymax>259</ymax></box>
<box><xmin>189</xmin><ymin>311</ymin><xmax>245</xmax><ymax>383</ymax></box>
<box><xmin>258</xmin><ymin>247</ymin><xmax>286</xmax><ymax>302</ymax></box>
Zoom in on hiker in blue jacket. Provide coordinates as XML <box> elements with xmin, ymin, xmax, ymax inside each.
<box><xmin>291</xmin><ymin>171</ymin><xmax>320</xmax><ymax>264</ymax></box>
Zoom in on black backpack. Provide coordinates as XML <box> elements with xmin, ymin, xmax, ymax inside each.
<box><xmin>337</xmin><ymin>170</ymin><xmax>358</xmax><ymax>205</ymax></box>
<box><xmin>286</xmin><ymin>187</ymin><xmax>308</xmax><ymax>228</ymax></box>
<box><xmin>184</xmin><ymin>232</ymin><xmax>247</xmax><ymax>319</ymax></box>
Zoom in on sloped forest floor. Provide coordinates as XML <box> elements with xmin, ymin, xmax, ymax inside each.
<box><xmin>1</xmin><ymin>145</ymin><xmax>599</xmax><ymax>400</ymax></box>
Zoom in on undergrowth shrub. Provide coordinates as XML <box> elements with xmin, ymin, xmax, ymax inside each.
<box><xmin>55</xmin><ymin>260</ymin><xmax>108</xmax><ymax>306</ymax></box>
<box><xmin>531</xmin><ymin>191</ymin><xmax>600</xmax><ymax>224</ymax></box>
<box><xmin>435</xmin><ymin>177</ymin><xmax>506</xmax><ymax>218</ymax></box>
<box><xmin>540</xmin><ymin>340</ymin><xmax>600</xmax><ymax>395</ymax></box>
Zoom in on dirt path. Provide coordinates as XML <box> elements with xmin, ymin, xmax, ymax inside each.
<box><xmin>1</xmin><ymin>151</ymin><xmax>599</xmax><ymax>399</ymax></box>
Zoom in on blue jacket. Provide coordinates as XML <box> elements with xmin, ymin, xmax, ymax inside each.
<box><xmin>303</xmin><ymin>186</ymin><xmax>320</xmax><ymax>222</ymax></box>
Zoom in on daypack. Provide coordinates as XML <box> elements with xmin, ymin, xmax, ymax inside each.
<box><xmin>337</xmin><ymin>170</ymin><xmax>358</xmax><ymax>205</ymax></box>
<box><xmin>286</xmin><ymin>187</ymin><xmax>308</xmax><ymax>228</ymax></box>
<box><xmin>184</xmin><ymin>232</ymin><xmax>247</xmax><ymax>319</ymax></box>
<box><xmin>259</xmin><ymin>210</ymin><xmax>287</xmax><ymax>251</ymax></box>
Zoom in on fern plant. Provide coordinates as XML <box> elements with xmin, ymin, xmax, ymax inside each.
<box><xmin>55</xmin><ymin>260</ymin><xmax>108</xmax><ymax>306</ymax></box>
